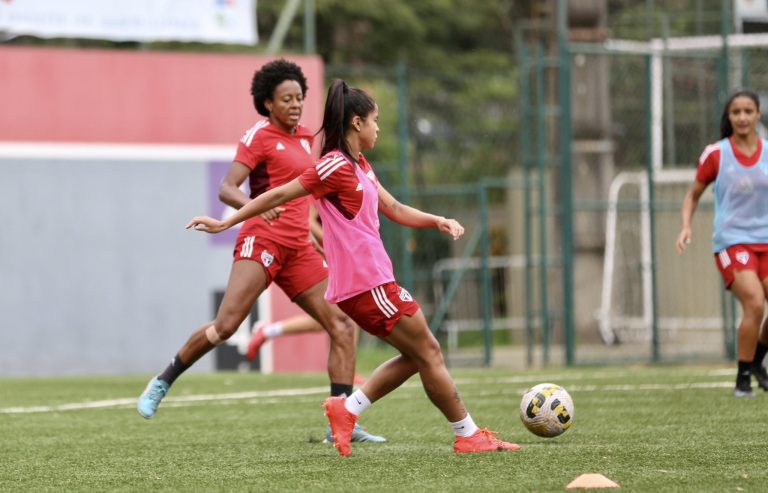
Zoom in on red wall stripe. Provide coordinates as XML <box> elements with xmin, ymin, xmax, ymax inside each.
<box><xmin>0</xmin><ymin>46</ymin><xmax>324</xmax><ymax>144</ymax></box>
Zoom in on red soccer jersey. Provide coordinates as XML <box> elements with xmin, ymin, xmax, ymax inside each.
<box><xmin>233</xmin><ymin>120</ymin><xmax>315</xmax><ymax>249</ymax></box>
<box><xmin>696</xmin><ymin>136</ymin><xmax>763</xmax><ymax>185</ymax></box>
<box><xmin>298</xmin><ymin>151</ymin><xmax>378</xmax><ymax>219</ymax></box>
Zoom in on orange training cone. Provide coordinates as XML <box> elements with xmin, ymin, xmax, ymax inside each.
<box><xmin>565</xmin><ymin>473</ymin><xmax>620</xmax><ymax>489</ymax></box>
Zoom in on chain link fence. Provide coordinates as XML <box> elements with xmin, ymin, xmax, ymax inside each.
<box><xmin>326</xmin><ymin>35</ymin><xmax>768</xmax><ymax>368</ymax></box>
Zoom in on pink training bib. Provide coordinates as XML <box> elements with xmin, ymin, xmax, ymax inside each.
<box><xmin>314</xmin><ymin>155</ymin><xmax>394</xmax><ymax>303</ymax></box>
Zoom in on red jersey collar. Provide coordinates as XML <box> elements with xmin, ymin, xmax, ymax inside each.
<box><xmin>729</xmin><ymin>136</ymin><xmax>762</xmax><ymax>167</ymax></box>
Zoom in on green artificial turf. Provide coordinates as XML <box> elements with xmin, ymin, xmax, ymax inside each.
<box><xmin>1</xmin><ymin>360</ymin><xmax>764</xmax><ymax>492</ymax></box>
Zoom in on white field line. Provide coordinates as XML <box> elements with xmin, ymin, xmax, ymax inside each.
<box><xmin>0</xmin><ymin>386</ymin><xmax>328</xmax><ymax>414</ymax></box>
<box><xmin>0</xmin><ymin>371</ymin><xmax>736</xmax><ymax>415</ymax></box>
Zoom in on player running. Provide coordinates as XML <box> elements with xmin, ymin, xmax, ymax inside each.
<box><xmin>676</xmin><ymin>88</ymin><xmax>768</xmax><ymax>397</ymax></box>
<box><xmin>138</xmin><ymin>60</ymin><xmax>384</xmax><ymax>443</ymax></box>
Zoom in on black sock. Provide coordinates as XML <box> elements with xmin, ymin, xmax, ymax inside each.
<box><xmin>753</xmin><ymin>342</ymin><xmax>768</xmax><ymax>368</ymax></box>
<box><xmin>158</xmin><ymin>353</ymin><xmax>190</xmax><ymax>386</ymax></box>
<box><xmin>331</xmin><ymin>383</ymin><xmax>353</xmax><ymax>397</ymax></box>
<box><xmin>738</xmin><ymin>360</ymin><xmax>752</xmax><ymax>380</ymax></box>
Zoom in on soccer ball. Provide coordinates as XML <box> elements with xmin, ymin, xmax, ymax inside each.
<box><xmin>519</xmin><ymin>383</ymin><xmax>574</xmax><ymax>438</ymax></box>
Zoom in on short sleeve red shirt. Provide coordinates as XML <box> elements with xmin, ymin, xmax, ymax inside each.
<box><xmin>233</xmin><ymin>120</ymin><xmax>315</xmax><ymax>249</ymax></box>
<box><xmin>696</xmin><ymin>137</ymin><xmax>763</xmax><ymax>185</ymax></box>
<box><xmin>298</xmin><ymin>151</ymin><xmax>378</xmax><ymax>219</ymax></box>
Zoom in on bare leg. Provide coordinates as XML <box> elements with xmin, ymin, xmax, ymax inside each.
<box><xmin>731</xmin><ymin>270</ymin><xmax>766</xmax><ymax>362</ymax></box>
<box><xmin>280</xmin><ymin>315</ymin><xmax>324</xmax><ymax>335</ymax></box>
<box><xmin>179</xmin><ymin>260</ymin><xmax>267</xmax><ymax>365</ymax></box>
<box><xmin>759</xmin><ymin>317</ymin><xmax>768</xmax><ymax>347</ymax></box>
<box><xmin>759</xmin><ymin>277</ymin><xmax>768</xmax><ymax>347</ymax></box>
<box><xmin>138</xmin><ymin>260</ymin><xmax>268</xmax><ymax>418</ymax></box>
<box><xmin>360</xmin><ymin>309</ymin><xmax>466</xmax><ymax>423</ymax></box>
<box><xmin>294</xmin><ymin>281</ymin><xmax>356</xmax><ymax>385</ymax></box>
<box><xmin>359</xmin><ymin>354</ymin><xmax>418</xmax><ymax>402</ymax></box>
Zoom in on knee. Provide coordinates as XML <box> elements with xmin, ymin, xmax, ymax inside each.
<box><xmin>742</xmin><ymin>297</ymin><xmax>765</xmax><ymax>323</ymax></box>
<box><xmin>324</xmin><ymin>314</ymin><xmax>355</xmax><ymax>340</ymax></box>
<box><xmin>211</xmin><ymin>319</ymin><xmax>239</xmax><ymax>340</ymax></box>
<box><xmin>417</xmin><ymin>337</ymin><xmax>445</xmax><ymax>368</ymax></box>
<box><xmin>427</xmin><ymin>339</ymin><xmax>444</xmax><ymax>364</ymax></box>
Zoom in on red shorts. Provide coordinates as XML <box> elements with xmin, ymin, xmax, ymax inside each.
<box><xmin>336</xmin><ymin>281</ymin><xmax>420</xmax><ymax>337</ymax></box>
<box><xmin>233</xmin><ymin>235</ymin><xmax>327</xmax><ymax>300</ymax></box>
<box><xmin>714</xmin><ymin>243</ymin><xmax>768</xmax><ymax>289</ymax></box>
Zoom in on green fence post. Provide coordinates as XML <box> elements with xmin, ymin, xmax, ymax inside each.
<box><xmin>721</xmin><ymin>286</ymin><xmax>736</xmax><ymax>360</ymax></box>
<box><xmin>534</xmin><ymin>42</ymin><xmax>550</xmax><ymax>365</ymax></box>
<box><xmin>742</xmin><ymin>49</ymin><xmax>750</xmax><ymax>88</ymax></box>
<box><xmin>430</xmin><ymin>228</ymin><xmax>483</xmax><ymax>336</ymax></box>
<box><xmin>716</xmin><ymin>0</ymin><xmax>730</xmax><ymax>110</ymax></box>
<box><xmin>303</xmin><ymin>0</ymin><xmax>315</xmax><ymax>54</ymax></box>
<box><xmin>517</xmin><ymin>36</ymin><xmax>535</xmax><ymax>368</ymax></box>
<box><xmin>558</xmin><ymin>0</ymin><xmax>575</xmax><ymax>366</ymax></box>
<box><xmin>645</xmin><ymin>53</ymin><xmax>661</xmax><ymax>362</ymax></box>
<box><xmin>479</xmin><ymin>182</ymin><xmax>493</xmax><ymax>367</ymax></box>
<box><xmin>396</xmin><ymin>63</ymin><xmax>413</xmax><ymax>290</ymax></box>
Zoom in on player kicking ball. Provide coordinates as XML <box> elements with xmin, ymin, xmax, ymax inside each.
<box><xmin>187</xmin><ymin>79</ymin><xmax>521</xmax><ymax>456</ymax></box>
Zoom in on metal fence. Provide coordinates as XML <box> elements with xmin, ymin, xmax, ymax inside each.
<box><xmin>326</xmin><ymin>30</ymin><xmax>768</xmax><ymax>369</ymax></box>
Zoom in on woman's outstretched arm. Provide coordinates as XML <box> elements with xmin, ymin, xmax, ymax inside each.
<box><xmin>377</xmin><ymin>183</ymin><xmax>464</xmax><ymax>240</ymax></box>
<box><xmin>187</xmin><ymin>178</ymin><xmax>309</xmax><ymax>233</ymax></box>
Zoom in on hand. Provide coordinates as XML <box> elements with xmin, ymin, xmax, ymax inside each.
<box><xmin>437</xmin><ymin>217</ymin><xmax>464</xmax><ymax>240</ymax></box>
<box><xmin>675</xmin><ymin>227</ymin><xmax>692</xmax><ymax>255</ymax></box>
<box><xmin>260</xmin><ymin>207</ymin><xmax>285</xmax><ymax>225</ymax></box>
<box><xmin>186</xmin><ymin>216</ymin><xmax>228</xmax><ymax>233</ymax></box>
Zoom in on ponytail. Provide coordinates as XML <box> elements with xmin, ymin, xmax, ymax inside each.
<box><xmin>318</xmin><ymin>79</ymin><xmax>376</xmax><ymax>158</ymax></box>
<box><xmin>720</xmin><ymin>89</ymin><xmax>760</xmax><ymax>139</ymax></box>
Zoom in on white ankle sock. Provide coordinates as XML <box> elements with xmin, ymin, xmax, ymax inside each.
<box><xmin>450</xmin><ymin>414</ymin><xmax>479</xmax><ymax>437</ymax></box>
<box><xmin>344</xmin><ymin>389</ymin><xmax>371</xmax><ymax>417</ymax></box>
<box><xmin>263</xmin><ymin>322</ymin><xmax>284</xmax><ymax>338</ymax></box>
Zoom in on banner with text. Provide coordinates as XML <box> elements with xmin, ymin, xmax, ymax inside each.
<box><xmin>0</xmin><ymin>0</ymin><xmax>257</xmax><ymax>45</ymax></box>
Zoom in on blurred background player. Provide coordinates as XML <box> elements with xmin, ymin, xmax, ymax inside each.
<box><xmin>187</xmin><ymin>79</ymin><xmax>521</xmax><ymax>455</ymax></box>
<box><xmin>676</xmin><ymin>89</ymin><xmax>768</xmax><ymax>397</ymax></box>
<box><xmin>137</xmin><ymin>59</ymin><xmax>384</xmax><ymax>443</ymax></box>
<box><xmin>247</xmin><ymin>315</ymin><xmax>367</xmax><ymax>386</ymax></box>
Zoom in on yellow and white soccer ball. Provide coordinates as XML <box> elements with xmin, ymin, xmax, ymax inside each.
<box><xmin>519</xmin><ymin>383</ymin><xmax>574</xmax><ymax>438</ymax></box>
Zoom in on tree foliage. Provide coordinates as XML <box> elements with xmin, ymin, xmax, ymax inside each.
<box><xmin>299</xmin><ymin>0</ymin><xmax>527</xmax><ymax>185</ymax></box>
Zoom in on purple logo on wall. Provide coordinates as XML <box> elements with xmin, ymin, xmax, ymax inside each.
<box><xmin>208</xmin><ymin>160</ymin><xmax>243</xmax><ymax>246</ymax></box>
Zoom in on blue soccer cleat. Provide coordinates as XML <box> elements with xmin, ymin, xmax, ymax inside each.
<box><xmin>137</xmin><ymin>377</ymin><xmax>170</xmax><ymax>419</ymax></box>
<box><xmin>324</xmin><ymin>423</ymin><xmax>387</xmax><ymax>444</ymax></box>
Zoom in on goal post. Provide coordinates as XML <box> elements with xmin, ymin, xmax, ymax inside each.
<box><xmin>582</xmin><ymin>32</ymin><xmax>768</xmax><ymax>352</ymax></box>
<box><xmin>597</xmin><ymin>169</ymin><xmax>725</xmax><ymax>346</ymax></box>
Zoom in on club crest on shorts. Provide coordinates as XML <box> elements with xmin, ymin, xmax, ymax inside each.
<box><xmin>736</xmin><ymin>251</ymin><xmax>750</xmax><ymax>265</ymax></box>
<box><xmin>399</xmin><ymin>287</ymin><xmax>413</xmax><ymax>302</ymax></box>
<box><xmin>260</xmin><ymin>250</ymin><xmax>274</xmax><ymax>267</ymax></box>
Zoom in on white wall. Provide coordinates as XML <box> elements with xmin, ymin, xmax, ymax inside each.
<box><xmin>0</xmin><ymin>156</ymin><xmax>235</xmax><ymax>376</ymax></box>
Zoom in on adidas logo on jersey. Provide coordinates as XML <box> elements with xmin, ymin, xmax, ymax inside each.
<box><xmin>355</xmin><ymin>182</ymin><xmax>363</xmax><ymax>191</ymax></box>
<box><xmin>276</xmin><ymin>142</ymin><xmax>285</xmax><ymax>151</ymax></box>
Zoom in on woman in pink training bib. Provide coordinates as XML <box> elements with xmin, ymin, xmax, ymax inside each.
<box><xmin>187</xmin><ymin>79</ymin><xmax>521</xmax><ymax>456</ymax></box>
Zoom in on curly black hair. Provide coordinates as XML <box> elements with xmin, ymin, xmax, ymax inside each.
<box><xmin>250</xmin><ymin>59</ymin><xmax>308</xmax><ymax>117</ymax></box>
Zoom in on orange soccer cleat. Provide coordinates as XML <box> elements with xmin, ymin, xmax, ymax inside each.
<box><xmin>246</xmin><ymin>322</ymin><xmax>267</xmax><ymax>361</ymax></box>
<box><xmin>323</xmin><ymin>396</ymin><xmax>358</xmax><ymax>457</ymax></box>
<box><xmin>453</xmin><ymin>428</ymin><xmax>522</xmax><ymax>454</ymax></box>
